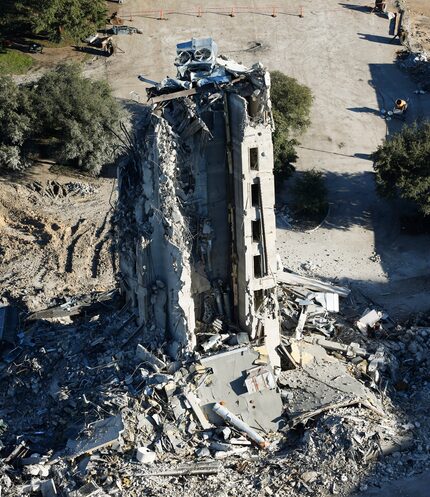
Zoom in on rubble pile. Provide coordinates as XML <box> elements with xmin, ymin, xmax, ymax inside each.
<box><xmin>1</xmin><ymin>283</ymin><xmax>430</xmax><ymax>496</ymax></box>
<box><xmin>397</xmin><ymin>0</ymin><xmax>430</xmax><ymax>90</ymax></box>
<box><xmin>398</xmin><ymin>50</ymin><xmax>430</xmax><ymax>90</ymax></box>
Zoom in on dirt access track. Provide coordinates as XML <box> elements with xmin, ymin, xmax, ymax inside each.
<box><xmin>83</xmin><ymin>0</ymin><xmax>430</xmax><ymax>318</ymax></box>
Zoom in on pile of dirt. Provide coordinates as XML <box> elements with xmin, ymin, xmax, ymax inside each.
<box><xmin>0</xmin><ymin>172</ymin><xmax>116</xmax><ymax>312</ymax></box>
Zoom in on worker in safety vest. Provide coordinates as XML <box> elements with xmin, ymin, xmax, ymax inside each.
<box><xmin>394</xmin><ymin>99</ymin><xmax>408</xmax><ymax>113</ymax></box>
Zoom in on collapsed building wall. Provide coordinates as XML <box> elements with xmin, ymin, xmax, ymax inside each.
<box><xmin>117</xmin><ymin>107</ymin><xmax>203</xmax><ymax>353</ymax></box>
<box><xmin>117</xmin><ymin>38</ymin><xmax>280</xmax><ymax>364</ymax></box>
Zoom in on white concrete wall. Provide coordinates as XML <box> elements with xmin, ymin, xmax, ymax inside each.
<box><xmin>228</xmin><ymin>92</ymin><xmax>281</xmax><ymax>366</ymax></box>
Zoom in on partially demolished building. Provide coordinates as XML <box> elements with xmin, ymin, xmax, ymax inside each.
<box><xmin>2</xmin><ymin>38</ymin><xmax>428</xmax><ymax>497</ymax></box>
<box><xmin>117</xmin><ymin>38</ymin><xmax>280</xmax><ymax>365</ymax></box>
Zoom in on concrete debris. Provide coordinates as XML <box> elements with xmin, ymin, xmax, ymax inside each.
<box><xmin>64</xmin><ymin>415</ymin><xmax>124</xmax><ymax>459</ymax></box>
<box><xmin>136</xmin><ymin>446</ymin><xmax>157</xmax><ymax>464</ymax></box>
<box><xmin>212</xmin><ymin>403</ymin><xmax>267</xmax><ymax>448</ymax></box>
<box><xmin>27</xmin><ymin>290</ymin><xmax>116</xmax><ymax>321</ymax></box>
<box><xmin>26</xmin><ymin>180</ymin><xmax>99</xmax><ymax>199</ymax></box>
<box><xmin>278</xmin><ymin>270</ymin><xmax>350</xmax><ymax>297</ymax></box>
<box><xmin>195</xmin><ymin>346</ymin><xmax>284</xmax><ymax>432</ymax></box>
<box><xmin>40</xmin><ymin>479</ymin><xmax>57</xmax><ymax>497</ymax></box>
<box><xmin>111</xmin><ymin>25</ymin><xmax>142</xmax><ymax>35</ymax></box>
<box><xmin>279</xmin><ymin>338</ymin><xmax>384</xmax><ymax>426</ymax></box>
<box><xmin>68</xmin><ymin>482</ymin><xmax>109</xmax><ymax>497</ymax></box>
<box><xmin>244</xmin><ymin>365</ymin><xmax>276</xmax><ymax>394</ymax></box>
<box><xmin>183</xmin><ymin>390</ymin><xmax>212</xmax><ymax>430</ymax></box>
<box><xmin>144</xmin><ymin>461</ymin><xmax>221</xmax><ymax>477</ymax></box>
<box><xmin>357</xmin><ymin>308</ymin><xmax>383</xmax><ymax>333</ymax></box>
<box><xmin>314</xmin><ymin>292</ymin><xmax>339</xmax><ymax>313</ymax></box>
<box><xmin>135</xmin><ymin>343</ymin><xmax>166</xmax><ymax>372</ymax></box>
<box><xmin>1</xmin><ymin>297</ymin><xmax>430</xmax><ymax>495</ymax></box>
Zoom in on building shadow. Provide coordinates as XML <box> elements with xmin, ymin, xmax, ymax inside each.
<box><xmin>277</xmin><ymin>166</ymin><xmax>430</xmax><ymax>318</ymax></box>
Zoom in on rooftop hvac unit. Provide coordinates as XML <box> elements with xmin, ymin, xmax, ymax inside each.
<box><xmin>175</xmin><ymin>37</ymin><xmax>218</xmax><ymax>77</ymax></box>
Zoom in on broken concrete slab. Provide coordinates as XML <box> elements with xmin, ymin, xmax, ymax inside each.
<box><xmin>64</xmin><ymin>415</ymin><xmax>124</xmax><ymax>459</ymax></box>
<box><xmin>183</xmin><ymin>390</ymin><xmax>212</xmax><ymax>430</ymax></box>
<box><xmin>244</xmin><ymin>366</ymin><xmax>276</xmax><ymax>394</ymax></box>
<box><xmin>278</xmin><ymin>271</ymin><xmax>350</xmax><ymax>297</ymax></box>
<box><xmin>195</xmin><ymin>347</ymin><xmax>284</xmax><ymax>432</ymax></box>
<box><xmin>357</xmin><ymin>309</ymin><xmax>382</xmax><ymax>333</ymax></box>
<box><xmin>136</xmin><ymin>344</ymin><xmax>166</xmax><ymax>372</ymax></box>
<box><xmin>313</xmin><ymin>292</ymin><xmax>339</xmax><ymax>313</ymax></box>
<box><xmin>136</xmin><ymin>446</ymin><xmax>157</xmax><ymax>464</ymax></box>
<box><xmin>279</xmin><ymin>339</ymin><xmax>383</xmax><ymax>426</ymax></box>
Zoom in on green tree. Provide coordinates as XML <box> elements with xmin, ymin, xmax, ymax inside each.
<box><xmin>0</xmin><ymin>75</ymin><xmax>33</xmax><ymax>170</ymax></box>
<box><xmin>31</xmin><ymin>64</ymin><xmax>123</xmax><ymax>174</ymax></box>
<box><xmin>372</xmin><ymin>122</ymin><xmax>430</xmax><ymax>216</ymax></box>
<box><xmin>4</xmin><ymin>0</ymin><xmax>107</xmax><ymax>42</ymax></box>
<box><xmin>270</xmin><ymin>71</ymin><xmax>313</xmax><ymax>178</ymax></box>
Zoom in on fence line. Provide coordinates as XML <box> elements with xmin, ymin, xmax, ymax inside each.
<box><xmin>119</xmin><ymin>6</ymin><xmax>306</xmax><ymax>20</ymax></box>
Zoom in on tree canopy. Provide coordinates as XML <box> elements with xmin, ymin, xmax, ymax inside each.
<box><xmin>372</xmin><ymin>122</ymin><xmax>430</xmax><ymax>216</ymax></box>
<box><xmin>270</xmin><ymin>71</ymin><xmax>313</xmax><ymax>178</ymax></box>
<box><xmin>0</xmin><ymin>64</ymin><xmax>123</xmax><ymax>175</ymax></box>
<box><xmin>0</xmin><ymin>75</ymin><xmax>33</xmax><ymax>170</ymax></box>
<box><xmin>1</xmin><ymin>0</ymin><xmax>107</xmax><ymax>42</ymax></box>
<box><xmin>32</xmin><ymin>64</ymin><xmax>123</xmax><ymax>174</ymax></box>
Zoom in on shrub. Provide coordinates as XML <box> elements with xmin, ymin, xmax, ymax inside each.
<box><xmin>291</xmin><ymin>169</ymin><xmax>328</xmax><ymax>217</ymax></box>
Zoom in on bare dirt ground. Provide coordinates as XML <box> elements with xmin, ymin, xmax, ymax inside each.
<box><xmin>0</xmin><ymin>165</ymin><xmax>116</xmax><ymax>311</ymax></box>
<box><xmin>82</xmin><ymin>0</ymin><xmax>430</xmax><ymax>319</ymax></box>
<box><xmin>404</xmin><ymin>0</ymin><xmax>430</xmax><ymax>53</ymax></box>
